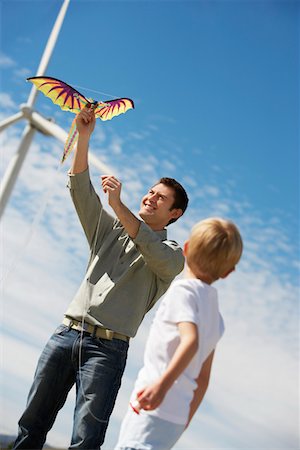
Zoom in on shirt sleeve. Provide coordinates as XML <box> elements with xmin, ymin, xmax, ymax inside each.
<box><xmin>162</xmin><ymin>281</ymin><xmax>199</xmax><ymax>325</ymax></box>
<box><xmin>68</xmin><ymin>168</ymin><xmax>115</xmax><ymax>250</ymax></box>
<box><xmin>133</xmin><ymin>222</ymin><xmax>184</xmax><ymax>282</ymax></box>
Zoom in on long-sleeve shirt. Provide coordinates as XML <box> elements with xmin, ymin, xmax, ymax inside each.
<box><xmin>64</xmin><ymin>169</ymin><xmax>184</xmax><ymax>338</ymax></box>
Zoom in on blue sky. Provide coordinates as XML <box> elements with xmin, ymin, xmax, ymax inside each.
<box><xmin>0</xmin><ymin>0</ymin><xmax>299</xmax><ymax>449</ymax></box>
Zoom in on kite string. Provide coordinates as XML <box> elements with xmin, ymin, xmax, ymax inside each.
<box><xmin>78</xmin><ymin>203</ymin><xmax>107</xmax><ymax>423</ymax></box>
<box><xmin>1</xmin><ymin>118</ymin><xmax>109</xmax><ymax>423</ymax></box>
<box><xmin>2</xmin><ymin>160</ymin><xmax>107</xmax><ymax>423</ymax></box>
<box><xmin>72</xmin><ymin>84</ymin><xmax>121</xmax><ymax>100</ymax></box>
<box><xmin>1</xmin><ymin>123</ymin><xmax>109</xmax><ymax>422</ymax></box>
<box><xmin>1</xmin><ymin>161</ymin><xmax>63</xmax><ymax>291</ymax></box>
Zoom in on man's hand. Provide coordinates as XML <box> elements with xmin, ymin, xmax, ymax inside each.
<box><xmin>101</xmin><ymin>175</ymin><xmax>122</xmax><ymax>209</ymax></box>
<box><xmin>70</xmin><ymin>107</ymin><xmax>96</xmax><ymax>174</ymax></box>
<box><xmin>101</xmin><ymin>175</ymin><xmax>140</xmax><ymax>239</ymax></box>
<box><xmin>76</xmin><ymin>106</ymin><xmax>96</xmax><ymax>137</ymax></box>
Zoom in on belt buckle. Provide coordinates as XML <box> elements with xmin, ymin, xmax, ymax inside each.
<box><xmin>106</xmin><ymin>329</ymin><xmax>114</xmax><ymax>340</ymax></box>
<box><xmin>82</xmin><ymin>322</ymin><xmax>90</xmax><ymax>332</ymax></box>
<box><xmin>74</xmin><ymin>320</ymin><xmax>88</xmax><ymax>333</ymax></box>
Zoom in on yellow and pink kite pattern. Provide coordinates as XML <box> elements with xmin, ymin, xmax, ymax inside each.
<box><xmin>27</xmin><ymin>76</ymin><xmax>134</xmax><ymax>162</ymax></box>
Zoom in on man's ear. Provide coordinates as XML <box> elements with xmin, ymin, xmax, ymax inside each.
<box><xmin>170</xmin><ymin>208</ymin><xmax>183</xmax><ymax>221</ymax></box>
<box><xmin>183</xmin><ymin>240</ymin><xmax>189</xmax><ymax>257</ymax></box>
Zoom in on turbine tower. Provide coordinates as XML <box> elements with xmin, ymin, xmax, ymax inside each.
<box><xmin>0</xmin><ymin>0</ymin><xmax>111</xmax><ymax>219</ymax></box>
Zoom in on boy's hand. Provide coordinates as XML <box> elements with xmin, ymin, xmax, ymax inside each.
<box><xmin>76</xmin><ymin>106</ymin><xmax>96</xmax><ymax>137</ymax></box>
<box><xmin>136</xmin><ymin>381</ymin><xmax>167</xmax><ymax>411</ymax></box>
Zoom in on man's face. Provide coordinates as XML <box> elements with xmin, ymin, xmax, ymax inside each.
<box><xmin>139</xmin><ymin>183</ymin><xmax>181</xmax><ymax>230</ymax></box>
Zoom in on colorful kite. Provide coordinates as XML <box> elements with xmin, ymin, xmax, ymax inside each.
<box><xmin>27</xmin><ymin>76</ymin><xmax>134</xmax><ymax>162</ymax></box>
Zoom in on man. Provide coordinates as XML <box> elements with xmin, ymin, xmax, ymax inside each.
<box><xmin>13</xmin><ymin>107</ymin><xmax>189</xmax><ymax>449</ymax></box>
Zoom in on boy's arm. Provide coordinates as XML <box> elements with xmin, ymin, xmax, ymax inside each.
<box><xmin>137</xmin><ymin>322</ymin><xmax>198</xmax><ymax>411</ymax></box>
<box><xmin>185</xmin><ymin>350</ymin><xmax>215</xmax><ymax>428</ymax></box>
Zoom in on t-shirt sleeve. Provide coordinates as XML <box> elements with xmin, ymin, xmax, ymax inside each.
<box><xmin>161</xmin><ymin>281</ymin><xmax>199</xmax><ymax>325</ymax></box>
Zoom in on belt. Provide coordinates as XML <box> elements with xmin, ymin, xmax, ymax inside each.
<box><xmin>63</xmin><ymin>317</ymin><xmax>130</xmax><ymax>343</ymax></box>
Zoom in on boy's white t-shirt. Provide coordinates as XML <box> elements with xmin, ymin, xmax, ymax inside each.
<box><xmin>131</xmin><ymin>278</ymin><xmax>224</xmax><ymax>425</ymax></box>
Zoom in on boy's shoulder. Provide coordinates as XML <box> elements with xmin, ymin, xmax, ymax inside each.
<box><xmin>158</xmin><ymin>278</ymin><xmax>220</xmax><ymax>328</ymax></box>
<box><xmin>171</xmin><ymin>277</ymin><xmax>216</xmax><ymax>294</ymax></box>
<box><xmin>165</xmin><ymin>277</ymin><xmax>218</xmax><ymax>312</ymax></box>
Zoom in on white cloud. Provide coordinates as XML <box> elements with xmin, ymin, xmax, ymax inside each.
<box><xmin>0</xmin><ymin>113</ymin><xmax>298</xmax><ymax>449</ymax></box>
<box><xmin>16</xmin><ymin>36</ymin><xmax>32</xmax><ymax>45</ymax></box>
<box><xmin>109</xmin><ymin>134</ymin><xmax>123</xmax><ymax>155</ymax></box>
<box><xmin>161</xmin><ymin>160</ymin><xmax>177</xmax><ymax>171</ymax></box>
<box><xmin>0</xmin><ymin>92</ymin><xmax>16</xmax><ymax>109</ymax></box>
<box><xmin>194</xmin><ymin>184</ymin><xmax>220</xmax><ymax>198</ymax></box>
<box><xmin>205</xmin><ymin>332</ymin><xmax>299</xmax><ymax>448</ymax></box>
<box><xmin>182</xmin><ymin>175</ymin><xmax>198</xmax><ymax>188</ymax></box>
<box><xmin>128</xmin><ymin>131</ymin><xmax>147</xmax><ymax>140</ymax></box>
<box><xmin>0</xmin><ymin>53</ymin><xmax>16</xmax><ymax>68</ymax></box>
<box><xmin>13</xmin><ymin>67</ymin><xmax>32</xmax><ymax>79</ymax></box>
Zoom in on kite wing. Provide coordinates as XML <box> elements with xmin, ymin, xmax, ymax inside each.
<box><xmin>94</xmin><ymin>98</ymin><xmax>134</xmax><ymax>121</ymax></box>
<box><xmin>27</xmin><ymin>76</ymin><xmax>134</xmax><ymax>162</ymax></box>
<box><xmin>27</xmin><ymin>76</ymin><xmax>90</xmax><ymax>113</ymax></box>
<box><xmin>27</xmin><ymin>76</ymin><xmax>134</xmax><ymax>119</ymax></box>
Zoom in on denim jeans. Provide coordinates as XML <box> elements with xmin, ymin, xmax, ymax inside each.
<box><xmin>13</xmin><ymin>324</ymin><xmax>129</xmax><ymax>449</ymax></box>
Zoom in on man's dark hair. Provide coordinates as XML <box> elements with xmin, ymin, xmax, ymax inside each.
<box><xmin>157</xmin><ymin>177</ymin><xmax>189</xmax><ymax>225</ymax></box>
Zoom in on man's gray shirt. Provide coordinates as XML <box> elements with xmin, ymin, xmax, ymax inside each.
<box><xmin>65</xmin><ymin>169</ymin><xmax>184</xmax><ymax>337</ymax></box>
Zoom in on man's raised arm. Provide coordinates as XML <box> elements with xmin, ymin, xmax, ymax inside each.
<box><xmin>70</xmin><ymin>106</ymin><xmax>96</xmax><ymax>174</ymax></box>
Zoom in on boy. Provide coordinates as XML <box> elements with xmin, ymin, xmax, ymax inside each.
<box><xmin>115</xmin><ymin>218</ymin><xmax>243</xmax><ymax>450</ymax></box>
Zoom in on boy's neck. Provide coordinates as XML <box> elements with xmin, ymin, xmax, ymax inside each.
<box><xmin>184</xmin><ymin>265</ymin><xmax>214</xmax><ymax>285</ymax></box>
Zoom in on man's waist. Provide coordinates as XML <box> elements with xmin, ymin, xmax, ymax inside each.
<box><xmin>63</xmin><ymin>317</ymin><xmax>130</xmax><ymax>343</ymax></box>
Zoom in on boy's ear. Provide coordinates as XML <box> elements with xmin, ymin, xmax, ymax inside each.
<box><xmin>220</xmin><ymin>267</ymin><xmax>235</xmax><ymax>279</ymax></box>
<box><xmin>183</xmin><ymin>240</ymin><xmax>189</xmax><ymax>256</ymax></box>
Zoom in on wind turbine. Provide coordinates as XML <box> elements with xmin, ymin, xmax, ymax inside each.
<box><xmin>0</xmin><ymin>0</ymin><xmax>112</xmax><ymax>219</ymax></box>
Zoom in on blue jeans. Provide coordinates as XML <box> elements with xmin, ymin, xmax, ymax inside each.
<box><xmin>13</xmin><ymin>324</ymin><xmax>129</xmax><ymax>449</ymax></box>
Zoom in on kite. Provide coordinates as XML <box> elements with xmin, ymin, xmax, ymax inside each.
<box><xmin>27</xmin><ymin>76</ymin><xmax>134</xmax><ymax>162</ymax></box>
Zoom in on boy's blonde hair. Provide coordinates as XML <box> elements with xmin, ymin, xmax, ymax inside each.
<box><xmin>186</xmin><ymin>218</ymin><xmax>243</xmax><ymax>282</ymax></box>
